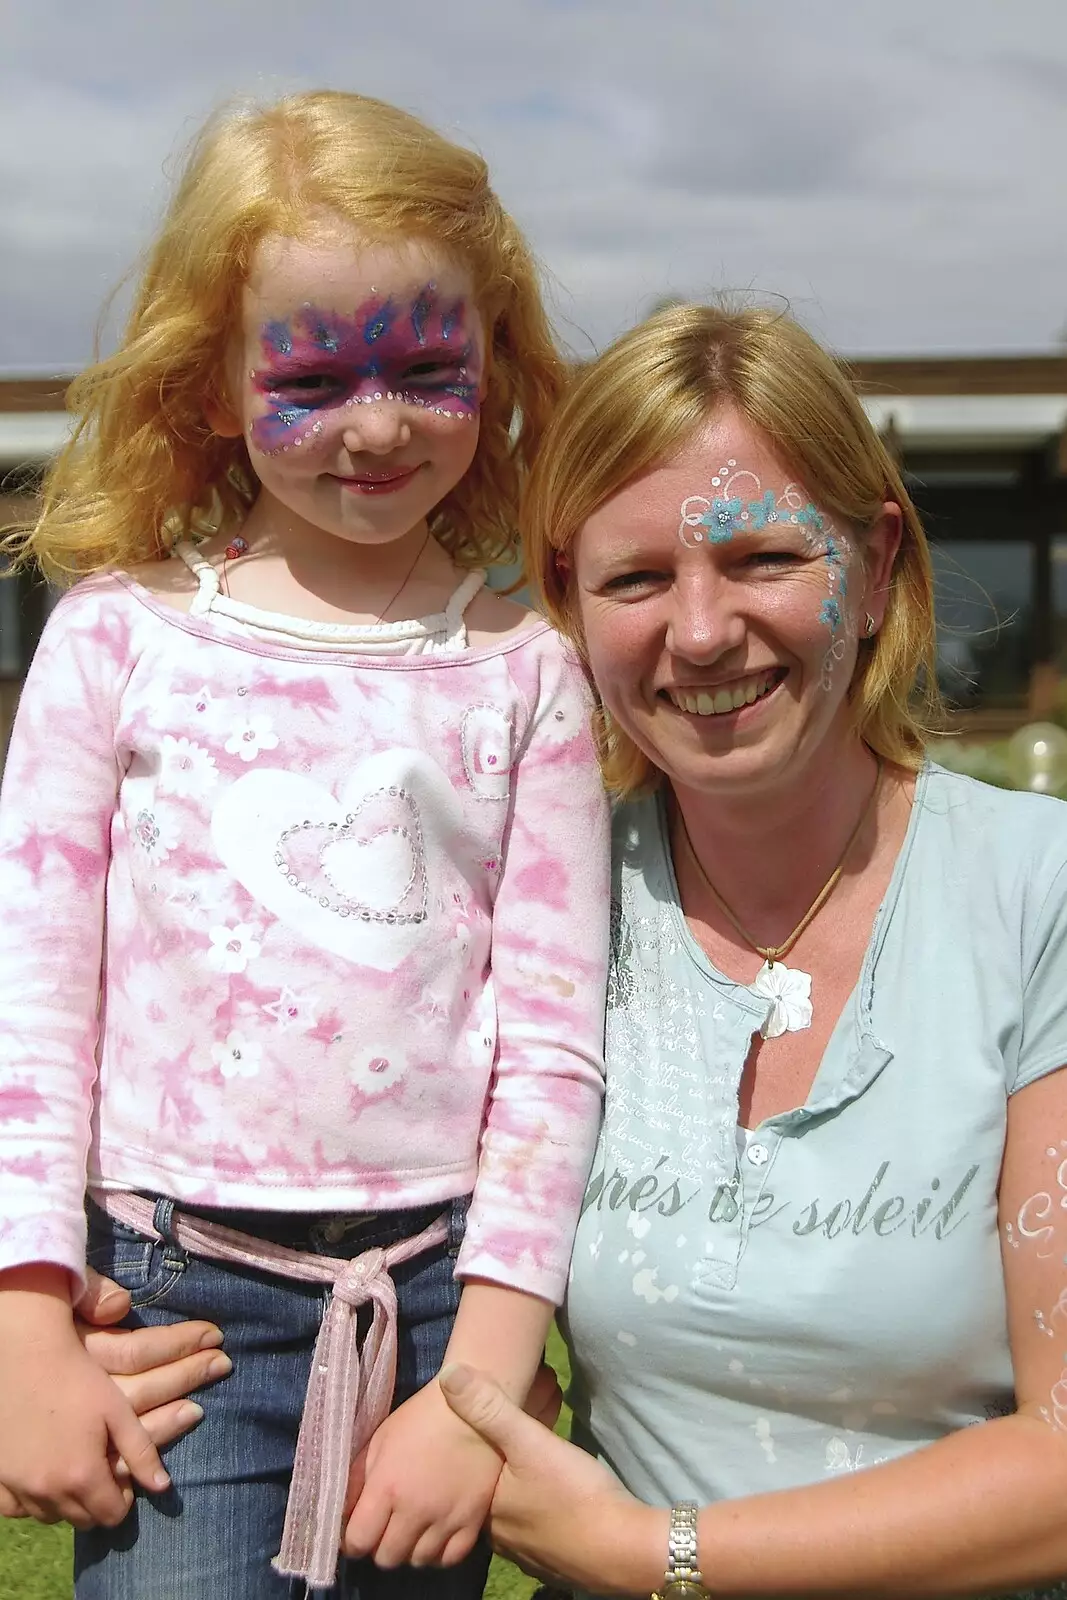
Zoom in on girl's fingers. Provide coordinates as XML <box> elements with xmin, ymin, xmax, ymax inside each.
<box><xmin>105</xmin><ymin>1400</ymin><xmax>170</xmax><ymax>1498</ymax></box>
<box><xmin>0</xmin><ymin>1485</ymin><xmax>28</xmax><ymax>1518</ymax></box>
<box><xmin>342</xmin><ymin>1491</ymin><xmax>393</xmax><ymax>1560</ymax></box>
<box><xmin>370</xmin><ymin>1511</ymin><xmax>422</xmax><ymax>1570</ymax></box>
<box><xmin>439</xmin><ymin>1526</ymin><xmax>479</xmax><ymax>1568</ymax></box>
<box><xmin>408</xmin><ymin>1527</ymin><xmax>450</xmax><ymax>1568</ymax></box>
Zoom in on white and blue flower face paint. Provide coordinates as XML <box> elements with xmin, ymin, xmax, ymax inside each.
<box><xmin>677</xmin><ymin>459</ymin><xmax>859</xmax><ymax>693</ymax></box>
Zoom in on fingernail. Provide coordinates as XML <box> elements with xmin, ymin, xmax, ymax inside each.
<box><xmin>438</xmin><ymin>1362</ymin><xmax>473</xmax><ymax>1395</ymax></box>
<box><xmin>196</xmin><ymin>1328</ymin><xmax>224</xmax><ymax>1351</ymax></box>
<box><xmin>153</xmin><ymin>1470</ymin><xmax>171</xmax><ymax>1492</ymax></box>
<box><xmin>176</xmin><ymin>1401</ymin><xmax>204</xmax><ymax>1426</ymax></box>
<box><xmin>207</xmin><ymin>1353</ymin><xmax>232</xmax><ymax>1379</ymax></box>
<box><xmin>97</xmin><ymin>1287</ymin><xmax>126</xmax><ymax>1311</ymax></box>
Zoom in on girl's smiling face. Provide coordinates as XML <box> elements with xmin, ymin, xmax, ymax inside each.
<box><xmin>219</xmin><ymin>224</ymin><xmax>486</xmax><ymax>546</ymax></box>
<box><xmin>573</xmin><ymin>410</ymin><xmax>900</xmax><ymax>800</ymax></box>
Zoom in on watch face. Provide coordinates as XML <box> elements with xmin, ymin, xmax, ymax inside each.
<box><xmin>662</xmin><ymin>1584</ymin><xmax>710</xmax><ymax>1599</ymax></box>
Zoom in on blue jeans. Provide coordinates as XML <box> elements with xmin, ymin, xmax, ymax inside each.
<box><xmin>75</xmin><ymin>1194</ymin><xmax>490</xmax><ymax>1600</ymax></box>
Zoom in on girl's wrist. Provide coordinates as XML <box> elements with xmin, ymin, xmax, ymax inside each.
<box><xmin>0</xmin><ymin>1264</ymin><xmax>76</xmax><ymax>1335</ymax></box>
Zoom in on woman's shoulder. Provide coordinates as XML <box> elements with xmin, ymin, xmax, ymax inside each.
<box><xmin>919</xmin><ymin>760</ymin><xmax>1067</xmax><ymax>899</ymax></box>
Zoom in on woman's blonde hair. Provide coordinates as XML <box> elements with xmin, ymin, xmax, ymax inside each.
<box><xmin>521</xmin><ymin>302</ymin><xmax>943</xmax><ymax>796</ymax></box>
<box><xmin>8</xmin><ymin>90</ymin><xmax>565</xmax><ymax>583</ymax></box>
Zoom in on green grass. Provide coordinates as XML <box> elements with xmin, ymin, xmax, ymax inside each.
<box><xmin>0</xmin><ymin>1329</ymin><xmax>571</xmax><ymax>1600</ymax></box>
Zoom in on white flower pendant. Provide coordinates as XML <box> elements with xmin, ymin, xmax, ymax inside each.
<box><xmin>750</xmin><ymin>960</ymin><xmax>813</xmax><ymax>1039</ymax></box>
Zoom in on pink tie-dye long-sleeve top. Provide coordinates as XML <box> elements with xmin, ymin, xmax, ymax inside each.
<box><xmin>0</xmin><ymin>572</ymin><xmax>610</xmax><ymax>1303</ymax></box>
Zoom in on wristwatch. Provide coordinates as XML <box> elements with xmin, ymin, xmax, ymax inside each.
<box><xmin>651</xmin><ymin>1501</ymin><xmax>711</xmax><ymax>1599</ymax></box>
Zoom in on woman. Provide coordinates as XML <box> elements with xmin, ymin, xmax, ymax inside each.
<box><xmin>66</xmin><ymin>304</ymin><xmax>1067</xmax><ymax>1595</ymax></box>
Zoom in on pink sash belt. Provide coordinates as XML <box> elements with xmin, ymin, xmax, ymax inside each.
<box><xmin>99</xmin><ymin>1190</ymin><xmax>449</xmax><ymax>1588</ymax></box>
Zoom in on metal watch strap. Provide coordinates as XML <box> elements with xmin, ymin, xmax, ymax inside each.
<box><xmin>652</xmin><ymin>1500</ymin><xmax>709</xmax><ymax>1598</ymax></box>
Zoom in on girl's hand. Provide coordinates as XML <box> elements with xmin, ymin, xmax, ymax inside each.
<box><xmin>342</xmin><ymin>1377</ymin><xmax>503</xmax><ymax>1568</ymax></box>
<box><xmin>0</xmin><ymin>1270</ymin><xmax>171</xmax><ymax>1530</ymax></box>
<box><xmin>440</xmin><ymin>1363</ymin><xmax>665</xmax><ymax>1597</ymax></box>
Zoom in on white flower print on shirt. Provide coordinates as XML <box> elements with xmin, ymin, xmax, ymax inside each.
<box><xmin>539</xmin><ymin>697</ymin><xmax>584</xmax><ymax>746</ymax></box>
<box><xmin>131</xmin><ymin>802</ymin><xmax>180</xmax><ymax>866</ymax></box>
<box><xmin>350</xmin><ymin>1046</ymin><xmax>406</xmax><ymax>1098</ymax></box>
<box><xmin>211</xmin><ymin>1031</ymin><xmax>262</xmax><ymax>1080</ymax></box>
<box><xmin>159</xmin><ymin>735</ymin><xmax>218</xmax><ymax>798</ymax></box>
<box><xmin>206</xmin><ymin>922</ymin><xmax>262</xmax><ymax>973</ymax></box>
<box><xmin>225</xmin><ymin>715</ymin><xmax>279</xmax><ymax>764</ymax></box>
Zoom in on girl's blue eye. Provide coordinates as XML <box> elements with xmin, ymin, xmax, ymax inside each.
<box><xmin>271</xmin><ymin>374</ymin><xmax>337</xmax><ymax>394</ymax></box>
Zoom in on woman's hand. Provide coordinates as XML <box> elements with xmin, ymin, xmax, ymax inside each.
<box><xmin>0</xmin><ymin>1268</ymin><xmax>232</xmax><ymax>1523</ymax></box>
<box><xmin>439</xmin><ymin>1363</ymin><xmax>665</xmax><ymax>1597</ymax></box>
<box><xmin>75</xmin><ymin>1268</ymin><xmax>230</xmax><ymax>1484</ymax></box>
<box><xmin>0</xmin><ymin>1266</ymin><xmax>172</xmax><ymax>1530</ymax></box>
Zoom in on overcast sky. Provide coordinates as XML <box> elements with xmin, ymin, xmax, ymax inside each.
<box><xmin>3</xmin><ymin>0</ymin><xmax>1066</xmax><ymax>373</ymax></box>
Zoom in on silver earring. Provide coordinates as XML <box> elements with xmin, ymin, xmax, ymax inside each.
<box><xmin>864</xmin><ymin>612</ymin><xmax>877</xmax><ymax>638</ymax></box>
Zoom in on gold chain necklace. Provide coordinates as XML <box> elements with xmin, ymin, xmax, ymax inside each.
<box><xmin>674</xmin><ymin>760</ymin><xmax>883</xmax><ymax>1038</ymax></box>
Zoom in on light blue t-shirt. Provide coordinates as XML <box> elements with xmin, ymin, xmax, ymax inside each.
<box><xmin>564</xmin><ymin>764</ymin><xmax>1067</xmax><ymax>1592</ymax></box>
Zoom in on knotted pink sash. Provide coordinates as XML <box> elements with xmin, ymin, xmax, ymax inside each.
<box><xmin>99</xmin><ymin>1190</ymin><xmax>449</xmax><ymax>1589</ymax></box>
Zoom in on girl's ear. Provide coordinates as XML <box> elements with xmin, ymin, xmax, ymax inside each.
<box><xmin>204</xmin><ymin>392</ymin><xmax>244</xmax><ymax>439</ymax></box>
<box><xmin>204</xmin><ymin>371</ymin><xmax>244</xmax><ymax>439</ymax></box>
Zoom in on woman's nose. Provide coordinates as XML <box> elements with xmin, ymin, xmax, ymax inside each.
<box><xmin>341</xmin><ymin>401</ymin><xmax>412</xmax><ymax>456</ymax></box>
<box><xmin>665</xmin><ymin>567</ymin><xmax>746</xmax><ymax>663</ymax></box>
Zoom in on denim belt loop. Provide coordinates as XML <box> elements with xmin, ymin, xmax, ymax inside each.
<box><xmin>151</xmin><ymin>1195</ymin><xmax>177</xmax><ymax>1243</ymax></box>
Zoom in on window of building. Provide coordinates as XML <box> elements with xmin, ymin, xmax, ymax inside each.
<box><xmin>929</xmin><ymin>539</ymin><xmax>1034</xmax><ymax>709</ymax></box>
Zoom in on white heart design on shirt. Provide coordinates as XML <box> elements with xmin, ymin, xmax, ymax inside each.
<box><xmin>212</xmin><ymin>750</ymin><xmax>463</xmax><ymax>969</ymax></box>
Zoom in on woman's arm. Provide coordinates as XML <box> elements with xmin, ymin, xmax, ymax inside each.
<box><xmin>444</xmin><ymin>1066</ymin><xmax>1067</xmax><ymax>1598</ymax></box>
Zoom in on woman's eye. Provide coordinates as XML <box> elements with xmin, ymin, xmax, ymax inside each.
<box><xmin>747</xmin><ymin>549</ymin><xmax>799</xmax><ymax>567</ymax></box>
<box><xmin>604</xmin><ymin>571</ymin><xmax>662</xmax><ymax>592</ymax></box>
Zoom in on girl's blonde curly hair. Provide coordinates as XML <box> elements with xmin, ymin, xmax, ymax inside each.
<box><xmin>7</xmin><ymin>90</ymin><xmax>566</xmax><ymax>584</ymax></box>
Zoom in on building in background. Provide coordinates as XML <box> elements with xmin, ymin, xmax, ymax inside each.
<box><xmin>3</xmin><ymin>356</ymin><xmax>1067</xmax><ymax>762</ymax></box>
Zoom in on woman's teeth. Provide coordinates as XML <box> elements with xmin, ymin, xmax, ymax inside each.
<box><xmin>670</xmin><ymin>672</ymin><xmax>778</xmax><ymax>717</ymax></box>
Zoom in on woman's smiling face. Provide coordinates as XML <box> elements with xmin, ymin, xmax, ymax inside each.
<box><xmin>219</xmin><ymin>223</ymin><xmax>485</xmax><ymax>545</ymax></box>
<box><xmin>573</xmin><ymin>410</ymin><xmax>900</xmax><ymax>800</ymax></box>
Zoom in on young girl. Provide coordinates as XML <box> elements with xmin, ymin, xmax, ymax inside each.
<box><xmin>0</xmin><ymin>91</ymin><xmax>609</xmax><ymax>1599</ymax></box>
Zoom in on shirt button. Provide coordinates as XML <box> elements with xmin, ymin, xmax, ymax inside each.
<box><xmin>747</xmin><ymin>1141</ymin><xmax>770</xmax><ymax>1167</ymax></box>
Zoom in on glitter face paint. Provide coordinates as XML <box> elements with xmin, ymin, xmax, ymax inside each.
<box><xmin>249</xmin><ymin>286</ymin><xmax>482</xmax><ymax>457</ymax></box>
<box><xmin>677</xmin><ymin>461</ymin><xmax>858</xmax><ymax>692</ymax></box>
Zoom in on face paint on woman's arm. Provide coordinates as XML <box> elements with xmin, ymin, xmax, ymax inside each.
<box><xmin>248</xmin><ymin>285</ymin><xmax>483</xmax><ymax>455</ymax></box>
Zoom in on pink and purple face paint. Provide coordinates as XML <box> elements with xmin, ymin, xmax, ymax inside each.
<box><xmin>677</xmin><ymin>462</ymin><xmax>857</xmax><ymax>690</ymax></box>
<box><xmin>248</xmin><ymin>285</ymin><xmax>482</xmax><ymax>456</ymax></box>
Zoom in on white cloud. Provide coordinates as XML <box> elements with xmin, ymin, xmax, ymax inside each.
<box><xmin>1</xmin><ymin>0</ymin><xmax>1065</xmax><ymax>367</ymax></box>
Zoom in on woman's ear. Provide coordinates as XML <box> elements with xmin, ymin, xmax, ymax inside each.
<box><xmin>863</xmin><ymin>502</ymin><xmax>903</xmax><ymax>629</ymax></box>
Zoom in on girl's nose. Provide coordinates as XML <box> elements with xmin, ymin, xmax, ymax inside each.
<box><xmin>341</xmin><ymin>401</ymin><xmax>412</xmax><ymax>456</ymax></box>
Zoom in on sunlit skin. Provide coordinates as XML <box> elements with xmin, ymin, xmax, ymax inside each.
<box><xmin>211</xmin><ymin>227</ymin><xmax>486</xmax><ymax>555</ymax></box>
<box><xmin>571</xmin><ymin>409</ymin><xmax>901</xmax><ymax>811</ymax></box>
